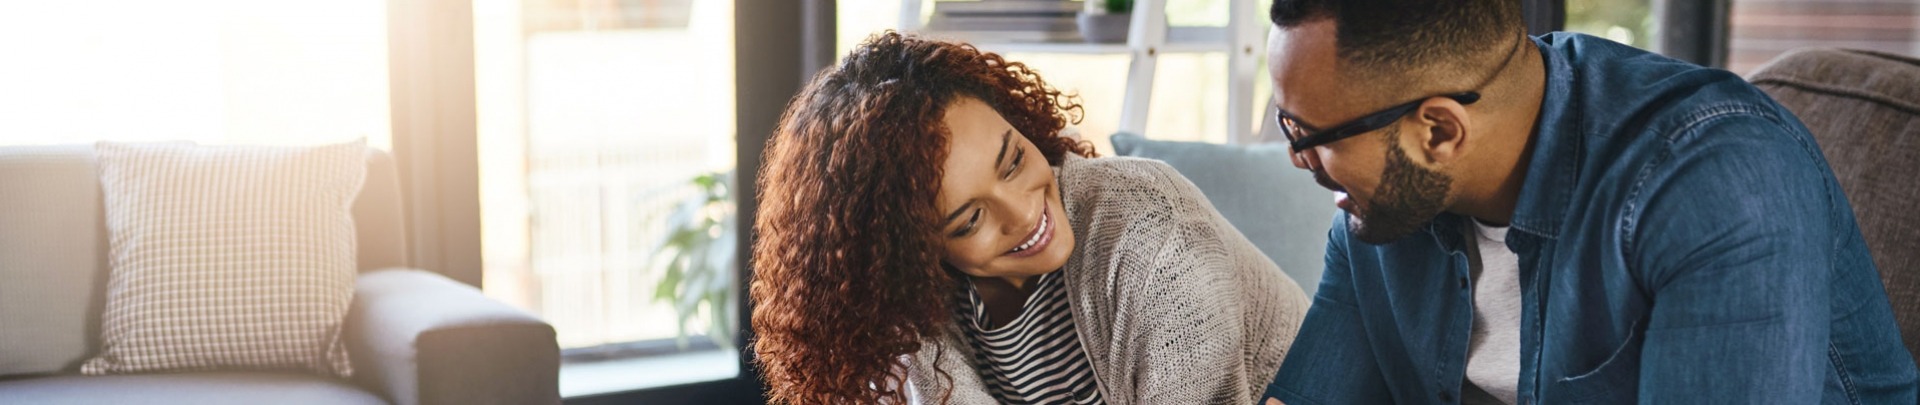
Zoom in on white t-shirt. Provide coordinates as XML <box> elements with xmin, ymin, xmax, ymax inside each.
<box><xmin>1463</xmin><ymin>219</ymin><xmax>1521</xmax><ymax>405</ymax></box>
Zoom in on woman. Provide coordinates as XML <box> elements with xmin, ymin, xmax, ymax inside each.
<box><xmin>751</xmin><ymin>31</ymin><xmax>1309</xmax><ymax>404</ymax></box>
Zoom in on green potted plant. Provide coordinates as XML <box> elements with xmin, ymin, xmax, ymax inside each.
<box><xmin>649</xmin><ymin>171</ymin><xmax>738</xmax><ymax>349</ymax></box>
<box><xmin>1078</xmin><ymin>0</ymin><xmax>1134</xmax><ymax>43</ymax></box>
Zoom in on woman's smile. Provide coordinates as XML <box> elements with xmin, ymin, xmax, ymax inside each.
<box><xmin>1004</xmin><ymin>204</ymin><xmax>1054</xmax><ymax>257</ymax></box>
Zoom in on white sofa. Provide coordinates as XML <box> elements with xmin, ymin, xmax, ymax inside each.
<box><xmin>0</xmin><ymin>145</ymin><xmax>560</xmax><ymax>405</ymax></box>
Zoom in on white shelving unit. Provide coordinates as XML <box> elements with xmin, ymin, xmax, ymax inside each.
<box><xmin>902</xmin><ymin>0</ymin><xmax>1265</xmax><ymax>143</ymax></box>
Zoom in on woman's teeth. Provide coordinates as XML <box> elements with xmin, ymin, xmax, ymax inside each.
<box><xmin>1010</xmin><ymin>210</ymin><xmax>1048</xmax><ymax>253</ymax></box>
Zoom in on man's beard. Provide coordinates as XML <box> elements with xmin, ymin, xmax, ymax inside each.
<box><xmin>1349</xmin><ymin>127</ymin><xmax>1452</xmax><ymax>245</ymax></box>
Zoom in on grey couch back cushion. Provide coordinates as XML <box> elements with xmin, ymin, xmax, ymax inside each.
<box><xmin>1748</xmin><ymin>48</ymin><xmax>1920</xmax><ymax>363</ymax></box>
<box><xmin>0</xmin><ymin>145</ymin><xmax>407</xmax><ymax>377</ymax></box>
<box><xmin>0</xmin><ymin>145</ymin><xmax>112</xmax><ymax>378</ymax></box>
<box><xmin>1111</xmin><ymin>133</ymin><xmax>1337</xmax><ymax>294</ymax></box>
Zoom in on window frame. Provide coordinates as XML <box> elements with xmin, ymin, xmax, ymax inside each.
<box><xmin>396</xmin><ymin>0</ymin><xmax>833</xmax><ymax>402</ymax></box>
<box><xmin>1654</xmin><ymin>0</ymin><xmax>1731</xmax><ymax>68</ymax></box>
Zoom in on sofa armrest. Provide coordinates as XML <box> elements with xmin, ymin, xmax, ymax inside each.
<box><xmin>346</xmin><ymin>269</ymin><xmax>560</xmax><ymax>405</ymax></box>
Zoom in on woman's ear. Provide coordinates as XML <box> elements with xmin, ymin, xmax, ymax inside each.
<box><xmin>1411</xmin><ymin>98</ymin><xmax>1471</xmax><ymax>166</ymax></box>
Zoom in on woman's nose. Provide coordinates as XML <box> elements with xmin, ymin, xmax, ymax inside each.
<box><xmin>990</xmin><ymin>189</ymin><xmax>1039</xmax><ymax>236</ymax></box>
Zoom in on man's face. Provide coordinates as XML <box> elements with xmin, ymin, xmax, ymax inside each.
<box><xmin>1267</xmin><ymin>20</ymin><xmax>1452</xmax><ymax>244</ymax></box>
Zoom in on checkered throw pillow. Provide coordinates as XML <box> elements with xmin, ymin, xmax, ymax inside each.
<box><xmin>80</xmin><ymin>140</ymin><xmax>366</xmax><ymax>377</ymax></box>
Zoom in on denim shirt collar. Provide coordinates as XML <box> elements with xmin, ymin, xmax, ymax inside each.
<box><xmin>1506</xmin><ymin>35</ymin><xmax>1580</xmax><ymax>242</ymax></box>
<box><xmin>1420</xmin><ymin>35</ymin><xmax>1579</xmax><ymax>253</ymax></box>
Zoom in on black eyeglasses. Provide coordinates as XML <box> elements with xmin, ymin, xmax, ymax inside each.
<box><xmin>1277</xmin><ymin>92</ymin><xmax>1481</xmax><ymax>153</ymax></box>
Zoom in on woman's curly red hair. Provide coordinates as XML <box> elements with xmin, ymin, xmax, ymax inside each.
<box><xmin>751</xmin><ymin>31</ymin><xmax>1095</xmax><ymax>404</ymax></box>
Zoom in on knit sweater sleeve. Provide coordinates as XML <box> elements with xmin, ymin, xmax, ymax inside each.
<box><xmin>1059</xmin><ymin>156</ymin><xmax>1309</xmax><ymax>405</ymax></box>
<box><xmin>908</xmin><ymin>156</ymin><xmax>1310</xmax><ymax>405</ymax></box>
<box><xmin>905</xmin><ymin>326</ymin><xmax>998</xmax><ymax>405</ymax></box>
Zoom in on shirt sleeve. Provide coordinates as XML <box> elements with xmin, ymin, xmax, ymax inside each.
<box><xmin>1120</xmin><ymin>160</ymin><xmax>1284</xmax><ymax>404</ymax></box>
<box><xmin>1260</xmin><ymin>211</ymin><xmax>1393</xmax><ymax>405</ymax></box>
<box><xmin>1626</xmin><ymin>114</ymin><xmax>1832</xmax><ymax>404</ymax></box>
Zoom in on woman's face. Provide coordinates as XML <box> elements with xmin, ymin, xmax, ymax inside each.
<box><xmin>934</xmin><ymin>96</ymin><xmax>1075</xmax><ymax>281</ymax></box>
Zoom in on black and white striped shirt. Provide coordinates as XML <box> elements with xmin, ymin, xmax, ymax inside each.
<box><xmin>957</xmin><ymin>271</ymin><xmax>1105</xmax><ymax>404</ymax></box>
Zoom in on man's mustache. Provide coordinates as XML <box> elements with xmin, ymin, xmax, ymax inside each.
<box><xmin>1313</xmin><ymin>170</ymin><xmax>1344</xmax><ymax>193</ymax></box>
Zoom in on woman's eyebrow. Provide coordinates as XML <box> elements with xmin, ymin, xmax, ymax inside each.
<box><xmin>993</xmin><ymin>129</ymin><xmax>1012</xmax><ymax>168</ymax></box>
<box><xmin>944</xmin><ymin>201</ymin><xmax>972</xmax><ymax>226</ymax></box>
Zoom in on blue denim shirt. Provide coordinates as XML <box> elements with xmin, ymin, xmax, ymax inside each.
<box><xmin>1263</xmin><ymin>33</ymin><xmax>1917</xmax><ymax>404</ymax></box>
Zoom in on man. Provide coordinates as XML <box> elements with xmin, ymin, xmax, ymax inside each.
<box><xmin>1258</xmin><ymin>0</ymin><xmax>1917</xmax><ymax>404</ymax></box>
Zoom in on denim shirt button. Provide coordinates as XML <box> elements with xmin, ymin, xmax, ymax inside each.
<box><xmin>1439</xmin><ymin>390</ymin><xmax>1454</xmax><ymax>402</ymax></box>
<box><xmin>1458</xmin><ymin>276</ymin><xmax>1468</xmax><ymax>289</ymax></box>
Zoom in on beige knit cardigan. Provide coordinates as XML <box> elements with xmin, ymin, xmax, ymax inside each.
<box><xmin>907</xmin><ymin>155</ymin><xmax>1311</xmax><ymax>404</ymax></box>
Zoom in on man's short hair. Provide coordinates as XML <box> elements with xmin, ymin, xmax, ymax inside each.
<box><xmin>1271</xmin><ymin>0</ymin><xmax>1524</xmax><ymax>78</ymax></box>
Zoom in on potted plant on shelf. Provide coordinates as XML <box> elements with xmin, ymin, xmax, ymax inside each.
<box><xmin>650</xmin><ymin>171</ymin><xmax>738</xmax><ymax>350</ymax></box>
<box><xmin>1078</xmin><ymin>0</ymin><xmax>1133</xmax><ymax>43</ymax></box>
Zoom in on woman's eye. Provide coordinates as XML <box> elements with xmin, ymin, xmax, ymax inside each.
<box><xmin>1003</xmin><ymin>148</ymin><xmax>1025</xmax><ymax>179</ymax></box>
<box><xmin>953</xmin><ymin>208</ymin><xmax>982</xmax><ymax>237</ymax></box>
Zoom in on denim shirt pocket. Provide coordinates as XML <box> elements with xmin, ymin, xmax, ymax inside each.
<box><xmin>1553</xmin><ymin>318</ymin><xmax>1646</xmax><ymax>403</ymax></box>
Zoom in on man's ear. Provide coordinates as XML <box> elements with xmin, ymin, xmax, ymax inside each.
<box><xmin>1409</xmin><ymin>98</ymin><xmax>1471</xmax><ymax>166</ymax></box>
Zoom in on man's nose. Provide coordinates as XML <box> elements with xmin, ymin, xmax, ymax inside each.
<box><xmin>1291</xmin><ymin>148</ymin><xmax>1319</xmax><ymax>171</ymax></box>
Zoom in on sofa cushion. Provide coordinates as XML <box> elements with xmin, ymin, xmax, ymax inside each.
<box><xmin>0</xmin><ymin>372</ymin><xmax>385</xmax><ymax>405</ymax></box>
<box><xmin>80</xmin><ymin>141</ymin><xmax>366</xmax><ymax>377</ymax></box>
<box><xmin>0</xmin><ymin>145</ymin><xmax>110</xmax><ymax>377</ymax></box>
<box><xmin>1747</xmin><ymin>48</ymin><xmax>1920</xmax><ymax>365</ymax></box>
<box><xmin>0</xmin><ymin>147</ymin><xmax>408</xmax><ymax>379</ymax></box>
<box><xmin>1109</xmin><ymin>133</ymin><xmax>1337</xmax><ymax>294</ymax></box>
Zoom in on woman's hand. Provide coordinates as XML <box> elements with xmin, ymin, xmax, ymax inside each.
<box><xmin>1266</xmin><ymin>398</ymin><xmax>1285</xmax><ymax>405</ymax></box>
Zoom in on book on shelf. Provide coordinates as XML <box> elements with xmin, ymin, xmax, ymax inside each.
<box><xmin>927</xmin><ymin>15</ymin><xmax>1078</xmax><ymax>32</ymax></box>
<box><xmin>925</xmin><ymin>0</ymin><xmax>1084</xmax><ymax>43</ymax></box>
<box><xmin>920</xmin><ymin>30</ymin><xmax>1085</xmax><ymax>44</ymax></box>
<box><xmin>932</xmin><ymin>0</ymin><xmax>1082</xmax><ymax>15</ymax></box>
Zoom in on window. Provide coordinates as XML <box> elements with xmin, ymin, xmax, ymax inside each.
<box><xmin>473</xmin><ymin>0</ymin><xmax>740</xmax><ymax>397</ymax></box>
<box><xmin>838</xmin><ymin>0</ymin><xmax>1271</xmax><ymax>151</ymax></box>
<box><xmin>1566</xmin><ymin>0</ymin><xmax>1920</xmax><ymax>75</ymax></box>
<box><xmin>1564</xmin><ymin>0</ymin><xmax>1655</xmax><ymax>49</ymax></box>
<box><xmin>1728</xmin><ymin>0</ymin><xmax>1920</xmax><ymax>74</ymax></box>
<box><xmin>0</xmin><ymin>1</ymin><xmax>390</xmax><ymax>148</ymax></box>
